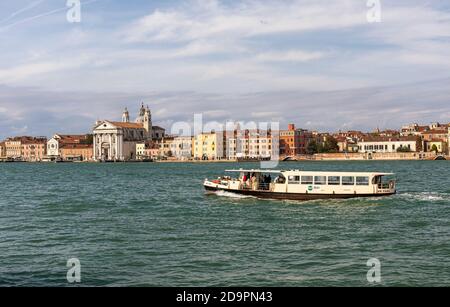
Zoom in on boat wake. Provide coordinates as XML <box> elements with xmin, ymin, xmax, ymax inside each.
<box><xmin>399</xmin><ymin>192</ymin><xmax>449</xmax><ymax>202</ymax></box>
<box><xmin>212</xmin><ymin>190</ymin><xmax>256</xmax><ymax>199</ymax></box>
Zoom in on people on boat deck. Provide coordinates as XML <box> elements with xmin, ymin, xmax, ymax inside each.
<box><xmin>241</xmin><ymin>173</ymin><xmax>251</xmax><ymax>188</ymax></box>
<box><xmin>251</xmin><ymin>174</ymin><xmax>258</xmax><ymax>190</ymax></box>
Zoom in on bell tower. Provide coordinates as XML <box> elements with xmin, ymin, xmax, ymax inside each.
<box><xmin>122</xmin><ymin>107</ymin><xmax>130</xmax><ymax>123</ymax></box>
<box><xmin>143</xmin><ymin>105</ymin><xmax>152</xmax><ymax>139</ymax></box>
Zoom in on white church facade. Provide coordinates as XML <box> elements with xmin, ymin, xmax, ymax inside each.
<box><xmin>93</xmin><ymin>103</ymin><xmax>165</xmax><ymax>161</ymax></box>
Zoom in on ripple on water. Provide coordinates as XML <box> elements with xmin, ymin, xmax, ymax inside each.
<box><xmin>0</xmin><ymin>161</ymin><xmax>449</xmax><ymax>286</ymax></box>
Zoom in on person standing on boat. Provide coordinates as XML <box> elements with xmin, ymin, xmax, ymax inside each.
<box><xmin>251</xmin><ymin>174</ymin><xmax>258</xmax><ymax>190</ymax></box>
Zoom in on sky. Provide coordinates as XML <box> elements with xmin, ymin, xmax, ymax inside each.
<box><xmin>0</xmin><ymin>0</ymin><xmax>450</xmax><ymax>139</ymax></box>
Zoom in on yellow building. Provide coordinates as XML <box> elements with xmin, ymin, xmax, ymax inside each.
<box><xmin>136</xmin><ymin>142</ymin><xmax>148</xmax><ymax>160</ymax></box>
<box><xmin>5</xmin><ymin>137</ymin><xmax>24</xmax><ymax>159</ymax></box>
<box><xmin>159</xmin><ymin>136</ymin><xmax>176</xmax><ymax>158</ymax></box>
<box><xmin>426</xmin><ymin>140</ymin><xmax>447</xmax><ymax>153</ymax></box>
<box><xmin>193</xmin><ymin>132</ymin><xmax>224</xmax><ymax>160</ymax></box>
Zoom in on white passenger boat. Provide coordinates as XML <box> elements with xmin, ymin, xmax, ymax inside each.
<box><xmin>204</xmin><ymin>169</ymin><xmax>396</xmax><ymax>200</ymax></box>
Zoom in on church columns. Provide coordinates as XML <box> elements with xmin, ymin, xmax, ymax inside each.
<box><xmin>109</xmin><ymin>134</ymin><xmax>113</xmax><ymax>160</ymax></box>
<box><xmin>118</xmin><ymin>133</ymin><xmax>123</xmax><ymax>160</ymax></box>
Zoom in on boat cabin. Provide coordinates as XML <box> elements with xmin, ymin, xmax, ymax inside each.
<box><xmin>207</xmin><ymin>169</ymin><xmax>396</xmax><ymax>197</ymax></box>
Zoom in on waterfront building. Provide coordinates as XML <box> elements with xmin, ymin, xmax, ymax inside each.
<box><xmin>158</xmin><ymin>136</ymin><xmax>176</xmax><ymax>158</ymax></box>
<box><xmin>5</xmin><ymin>137</ymin><xmax>23</xmax><ymax>159</ymax></box>
<box><xmin>93</xmin><ymin>103</ymin><xmax>165</xmax><ymax>161</ymax></box>
<box><xmin>357</xmin><ymin>136</ymin><xmax>420</xmax><ymax>153</ymax></box>
<box><xmin>0</xmin><ymin>142</ymin><xmax>6</xmax><ymax>158</ymax></box>
<box><xmin>335</xmin><ymin>136</ymin><xmax>358</xmax><ymax>153</ymax></box>
<box><xmin>421</xmin><ymin>129</ymin><xmax>449</xmax><ymax>154</ymax></box>
<box><xmin>225</xmin><ymin>129</ymin><xmax>278</xmax><ymax>160</ymax></box>
<box><xmin>22</xmin><ymin>137</ymin><xmax>47</xmax><ymax>162</ymax></box>
<box><xmin>224</xmin><ymin>130</ymin><xmax>239</xmax><ymax>160</ymax></box>
<box><xmin>280</xmin><ymin>124</ymin><xmax>313</xmax><ymax>156</ymax></box>
<box><xmin>136</xmin><ymin>141</ymin><xmax>151</xmax><ymax>160</ymax></box>
<box><xmin>172</xmin><ymin>136</ymin><xmax>194</xmax><ymax>160</ymax></box>
<box><xmin>401</xmin><ymin>123</ymin><xmax>429</xmax><ymax>137</ymax></box>
<box><xmin>377</xmin><ymin>130</ymin><xmax>401</xmax><ymax>137</ymax></box>
<box><xmin>425</xmin><ymin>140</ymin><xmax>446</xmax><ymax>153</ymax></box>
<box><xmin>248</xmin><ymin>130</ymin><xmax>275</xmax><ymax>159</ymax></box>
<box><xmin>448</xmin><ymin>125</ymin><xmax>450</xmax><ymax>155</ymax></box>
<box><xmin>47</xmin><ymin>134</ymin><xmax>92</xmax><ymax>160</ymax></box>
<box><xmin>152</xmin><ymin>126</ymin><xmax>166</xmax><ymax>140</ymax></box>
<box><xmin>193</xmin><ymin>131</ymin><xmax>225</xmax><ymax>160</ymax></box>
<box><xmin>60</xmin><ymin>144</ymin><xmax>93</xmax><ymax>161</ymax></box>
<box><xmin>3</xmin><ymin>136</ymin><xmax>48</xmax><ymax>161</ymax></box>
<box><xmin>279</xmin><ymin>124</ymin><xmax>297</xmax><ymax>156</ymax></box>
<box><xmin>421</xmin><ymin>129</ymin><xmax>448</xmax><ymax>143</ymax></box>
<box><xmin>136</xmin><ymin>141</ymin><xmax>160</xmax><ymax>160</ymax></box>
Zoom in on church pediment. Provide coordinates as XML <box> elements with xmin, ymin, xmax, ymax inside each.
<box><xmin>94</xmin><ymin>121</ymin><xmax>120</xmax><ymax>130</ymax></box>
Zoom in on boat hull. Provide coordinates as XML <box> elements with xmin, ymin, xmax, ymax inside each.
<box><xmin>204</xmin><ymin>185</ymin><xmax>395</xmax><ymax>201</ymax></box>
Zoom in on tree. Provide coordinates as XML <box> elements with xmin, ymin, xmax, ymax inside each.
<box><xmin>397</xmin><ymin>146</ymin><xmax>411</xmax><ymax>153</ymax></box>
<box><xmin>322</xmin><ymin>137</ymin><xmax>339</xmax><ymax>153</ymax></box>
<box><xmin>306</xmin><ymin>140</ymin><xmax>319</xmax><ymax>154</ymax></box>
<box><xmin>431</xmin><ymin>144</ymin><xmax>439</xmax><ymax>153</ymax></box>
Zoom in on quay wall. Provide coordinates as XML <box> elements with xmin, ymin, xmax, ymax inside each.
<box><xmin>312</xmin><ymin>152</ymin><xmax>437</xmax><ymax>161</ymax></box>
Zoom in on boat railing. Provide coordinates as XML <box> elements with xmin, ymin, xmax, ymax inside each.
<box><xmin>258</xmin><ymin>183</ymin><xmax>271</xmax><ymax>191</ymax></box>
<box><xmin>378</xmin><ymin>180</ymin><xmax>396</xmax><ymax>190</ymax></box>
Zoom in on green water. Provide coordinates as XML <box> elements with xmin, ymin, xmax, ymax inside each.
<box><xmin>0</xmin><ymin>161</ymin><xmax>449</xmax><ymax>287</ymax></box>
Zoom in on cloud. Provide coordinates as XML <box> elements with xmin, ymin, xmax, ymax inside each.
<box><xmin>0</xmin><ymin>59</ymin><xmax>90</xmax><ymax>83</ymax></box>
<box><xmin>121</xmin><ymin>0</ymin><xmax>366</xmax><ymax>43</ymax></box>
<box><xmin>255</xmin><ymin>50</ymin><xmax>326</xmax><ymax>62</ymax></box>
<box><xmin>0</xmin><ymin>0</ymin><xmax>450</xmax><ymax>140</ymax></box>
<box><xmin>1</xmin><ymin>76</ymin><xmax>449</xmax><ymax>140</ymax></box>
<box><xmin>2</xmin><ymin>0</ymin><xmax>450</xmax><ymax>94</ymax></box>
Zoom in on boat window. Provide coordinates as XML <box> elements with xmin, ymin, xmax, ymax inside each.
<box><xmin>342</xmin><ymin>176</ymin><xmax>355</xmax><ymax>186</ymax></box>
<box><xmin>301</xmin><ymin>176</ymin><xmax>313</xmax><ymax>185</ymax></box>
<box><xmin>288</xmin><ymin>176</ymin><xmax>300</xmax><ymax>184</ymax></box>
<box><xmin>328</xmin><ymin>176</ymin><xmax>341</xmax><ymax>185</ymax></box>
<box><xmin>314</xmin><ymin>176</ymin><xmax>327</xmax><ymax>185</ymax></box>
<box><xmin>356</xmin><ymin>176</ymin><xmax>369</xmax><ymax>186</ymax></box>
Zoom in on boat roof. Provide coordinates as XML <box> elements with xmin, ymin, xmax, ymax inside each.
<box><xmin>225</xmin><ymin>169</ymin><xmax>394</xmax><ymax>176</ymax></box>
<box><xmin>226</xmin><ymin>169</ymin><xmax>283</xmax><ymax>174</ymax></box>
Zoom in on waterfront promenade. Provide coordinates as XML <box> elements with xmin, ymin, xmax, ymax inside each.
<box><xmin>1</xmin><ymin>152</ymin><xmax>447</xmax><ymax>163</ymax></box>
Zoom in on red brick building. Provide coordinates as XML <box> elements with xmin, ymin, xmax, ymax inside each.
<box><xmin>279</xmin><ymin>124</ymin><xmax>312</xmax><ymax>156</ymax></box>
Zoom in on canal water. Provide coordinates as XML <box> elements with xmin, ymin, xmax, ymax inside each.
<box><xmin>0</xmin><ymin>161</ymin><xmax>449</xmax><ymax>286</ymax></box>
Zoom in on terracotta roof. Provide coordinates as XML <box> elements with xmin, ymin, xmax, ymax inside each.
<box><xmin>109</xmin><ymin>121</ymin><xmax>144</xmax><ymax>129</ymax></box>
<box><xmin>421</xmin><ymin>129</ymin><xmax>447</xmax><ymax>135</ymax></box>
<box><xmin>426</xmin><ymin>139</ymin><xmax>446</xmax><ymax>143</ymax></box>
<box><xmin>60</xmin><ymin>144</ymin><xmax>93</xmax><ymax>149</ymax></box>
<box><xmin>57</xmin><ymin>134</ymin><xmax>86</xmax><ymax>139</ymax></box>
<box><xmin>360</xmin><ymin>136</ymin><xmax>418</xmax><ymax>142</ymax></box>
<box><xmin>7</xmin><ymin>136</ymin><xmax>46</xmax><ymax>144</ymax></box>
<box><xmin>22</xmin><ymin>139</ymin><xmax>47</xmax><ymax>145</ymax></box>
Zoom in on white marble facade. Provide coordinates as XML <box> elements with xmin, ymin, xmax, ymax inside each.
<box><xmin>93</xmin><ymin>104</ymin><xmax>160</xmax><ymax>161</ymax></box>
